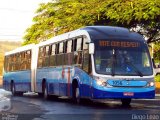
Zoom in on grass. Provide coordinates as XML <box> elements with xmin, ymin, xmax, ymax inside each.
<box><xmin>155</xmin><ymin>75</ymin><xmax>160</xmax><ymax>82</ymax></box>
<box><xmin>155</xmin><ymin>75</ymin><xmax>160</xmax><ymax>93</ymax></box>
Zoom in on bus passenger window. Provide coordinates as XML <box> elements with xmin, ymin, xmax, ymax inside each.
<box><xmin>63</xmin><ymin>42</ymin><xmax>67</xmax><ymax>53</ymax></box>
<box><xmin>43</xmin><ymin>47</ymin><xmax>46</xmax><ymax>56</ymax></box>
<box><xmin>43</xmin><ymin>46</ymin><xmax>50</xmax><ymax>67</ymax></box>
<box><xmin>39</xmin><ymin>47</ymin><xmax>43</xmax><ymax>57</ymax></box>
<box><xmin>45</xmin><ymin>46</ymin><xmax>50</xmax><ymax>56</ymax></box>
<box><xmin>67</xmin><ymin>40</ymin><xmax>72</xmax><ymax>53</ymax></box>
<box><xmin>8</xmin><ymin>55</ymin><xmax>12</xmax><ymax>71</ymax></box>
<box><xmin>73</xmin><ymin>38</ymin><xmax>83</xmax><ymax>66</ymax></box>
<box><xmin>83</xmin><ymin>36</ymin><xmax>89</xmax><ymax>50</ymax></box>
<box><xmin>76</xmin><ymin>38</ymin><xmax>82</xmax><ymax>51</ymax></box>
<box><xmin>59</xmin><ymin>42</ymin><xmax>63</xmax><ymax>54</ymax></box>
<box><xmin>50</xmin><ymin>44</ymin><xmax>56</xmax><ymax>66</ymax></box>
<box><xmin>73</xmin><ymin>39</ymin><xmax>77</xmax><ymax>51</ymax></box>
<box><xmin>21</xmin><ymin>52</ymin><xmax>25</xmax><ymax>70</ymax></box>
<box><xmin>83</xmin><ymin>52</ymin><xmax>90</xmax><ymax>73</ymax></box>
<box><xmin>45</xmin><ymin>46</ymin><xmax>49</xmax><ymax>56</ymax></box>
<box><xmin>51</xmin><ymin>44</ymin><xmax>56</xmax><ymax>55</ymax></box>
<box><xmin>56</xmin><ymin>44</ymin><xmax>59</xmax><ymax>54</ymax></box>
<box><xmin>26</xmin><ymin>50</ymin><xmax>31</xmax><ymax>59</ymax></box>
<box><xmin>4</xmin><ymin>56</ymin><xmax>8</xmax><ymax>72</ymax></box>
<box><xmin>26</xmin><ymin>51</ymin><xmax>31</xmax><ymax>69</ymax></box>
<box><xmin>15</xmin><ymin>54</ymin><xmax>19</xmax><ymax>71</ymax></box>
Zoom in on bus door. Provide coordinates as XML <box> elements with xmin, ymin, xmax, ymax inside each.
<box><xmin>81</xmin><ymin>50</ymin><xmax>92</xmax><ymax>97</ymax></box>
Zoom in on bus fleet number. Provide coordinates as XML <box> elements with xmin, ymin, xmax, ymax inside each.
<box><xmin>112</xmin><ymin>81</ymin><xmax>123</xmax><ymax>86</ymax></box>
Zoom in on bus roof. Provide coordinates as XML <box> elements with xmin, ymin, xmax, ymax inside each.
<box><xmin>38</xmin><ymin>26</ymin><xmax>145</xmax><ymax>47</ymax></box>
<box><xmin>82</xmin><ymin>26</ymin><xmax>144</xmax><ymax>41</ymax></box>
<box><xmin>38</xmin><ymin>28</ymin><xmax>90</xmax><ymax>47</ymax></box>
<box><xmin>5</xmin><ymin>44</ymin><xmax>35</xmax><ymax>56</ymax></box>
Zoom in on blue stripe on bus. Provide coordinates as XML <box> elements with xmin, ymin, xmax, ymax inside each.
<box><xmin>3</xmin><ymin>70</ymin><xmax>31</xmax><ymax>92</ymax></box>
<box><xmin>3</xmin><ymin>81</ymin><xmax>31</xmax><ymax>92</ymax></box>
<box><xmin>92</xmin><ymin>88</ymin><xmax>155</xmax><ymax>99</ymax></box>
<box><xmin>80</xmin><ymin>83</ymin><xmax>155</xmax><ymax>98</ymax></box>
<box><xmin>92</xmin><ymin>85</ymin><xmax>155</xmax><ymax>93</ymax></box>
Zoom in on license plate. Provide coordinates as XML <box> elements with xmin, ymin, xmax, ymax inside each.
<box><xmin>123</xmin><ymin>92</ymin><xmax>134</xmax><ymax>96</ymax></box>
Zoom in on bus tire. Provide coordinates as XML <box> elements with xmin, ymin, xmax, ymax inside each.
<box><xmin>121</xmin><ymin>98</ymin><xmax>131</xmax><ymax>106</ymax></box>
<box><xmin>16</xmin><ymin>92</ymin><xmax>23</xmax><ymax>96</ymax></box>
<box><xmin>72</xmin><ymin>84</ymin><xmax>81</xmax><ymax>104</ymax></box>
<box><xmin>11</xmin><ymin>82</ymin><xmax>16</xmax><ymax>96</ymax></box>
<box><xmin>11</xmin><ymin>82</ymin><xmax>23</xmax><ymax>96</ymax></box>
<box><xmin>43</xmin><ymin>84</ymin><xmax>49</xmax><ymax>100</ymax></box>
<box><xmin>38</xmin><ymin>93</ymin><xmax>43</xmax><ymax>97</ymax></box>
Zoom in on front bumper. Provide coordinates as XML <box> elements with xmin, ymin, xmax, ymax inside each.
<box><xmin>92</xmin><ymin>88</ymin><xmax>155</xmax><ymax>99</ymax></box>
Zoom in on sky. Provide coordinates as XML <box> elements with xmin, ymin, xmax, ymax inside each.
<box><xmin>0</xmin><ymin>0</ymin><xmax>50</xmax><ymax>42</ymax></box>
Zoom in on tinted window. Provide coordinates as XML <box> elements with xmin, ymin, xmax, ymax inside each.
<box><xmin>94</xmin><ymin>40</ymin><xmax>153</xmax><ymax>76</ymax></box>
<box><xmin>76</xmin><ymin>38</ymin><xmax>82</xmax><ymax>51</ymax></box>
<box><xmin>67</xmin><ymin>40</ymin><xmax>72</xmax><ymax>53</ymax></box>
<box><xmin>51</xmin><ymin>44</ymin><xmax>56</xmax><ymax>55</ymax></box>
<box><xmin>45</xmin><ymin>46</ymin><xmax>50</xmax><ymax>56</ymax></box>
<box><xmin>59</xmin><ymin>42</ymin><xmax>63</xmax><ymax>54</ymax></box>
<box><xmin>83</xmin><ymin>36</ymin><xmax>89</xmax><ymax>50</ymax></box>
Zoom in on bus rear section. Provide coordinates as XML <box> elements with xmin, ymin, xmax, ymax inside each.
<box><xmin>3</xmin><ymin>44</ymin><xmax>36</xmax><ymax>95</ymax></box>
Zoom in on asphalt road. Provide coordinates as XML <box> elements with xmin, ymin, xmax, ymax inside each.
<box><xmin>1</xmin><ymin>94</ymin><xmax>160</xmax><ymax>120</ymax></box>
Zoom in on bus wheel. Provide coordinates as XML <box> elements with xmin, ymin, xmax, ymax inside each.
<box><xmin>72</xmin><ymin>85</ymin><xmax>81</xmax><ymax>104</ymax></box>
<box><xmin>121</xmin><ymin>98</ymin><xmax>131</xmax><ymax>106</ymax></box>
<box><xmin>43</xmin><ymin>85</ymin><xmax>49</xmax><ymax>100</ymax></box>
<box><xmin>11</xmin><ymin>82</ymin><xmax>16</xmax><ymax>96</ymax></box>
<box><xmin>11</xmin><ymin>83</ymin><xmax>23</xmax><ymax>96</ymax></box>
<box><xmin>16</xmin><ymin>92</ymin><xmax>23</xmax><ymax>96</ymax></box>
<box><xmin>38</xmin><ymin>93</ymin><xmax>43</xmax><ymax>97</ymax></box>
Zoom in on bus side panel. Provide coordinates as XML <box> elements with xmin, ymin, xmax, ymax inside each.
<box><xmin>59</xmin><ymin>67</ymin><xmax>68</xmax><ymax>96</ymax></box>
<box><xmin>36</xmin><ymin>68</ymin><xmax>48</xmax><ymax>93</ymax></box>
<box><xmin>47</xmin><ymin>67</ymin><xmax>61</xmax><ymax>96</ymax></box>
<box><xmin>3</xmin><ymin>73</ymin><xmax>10</xmax><ymax>91</ymax></box>
<box><xmin>3</xmin><ymin>70</ymin><xmax>31</xmax><ymax>92</ymax></box>
<box><xmin>74</xmin><ymin>67</ymin><xmax>92</xmax><ymax>98</ymax></box>
<box><xmin>47</xmin><ymin>67</ymin><xmax>72</xmax><ymax>97</ymax></box>
<box><xmin>36</xmin><ymin>66</ymin><xmax>92</xmax><ymax>98</ymax></box>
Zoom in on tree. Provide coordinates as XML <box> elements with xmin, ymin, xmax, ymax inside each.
<box><xmin>23</xmin><ymin>0</ymin><xmax>160</xmax><ymax>44</ymax></box>
<box><xmin>153</xmin><ymin>42</ymin><xmax>160</xmax><ymax>63</ymax></box>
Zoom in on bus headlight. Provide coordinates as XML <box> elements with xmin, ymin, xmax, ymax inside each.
<box><xmin>147</xmin><ymin>82</ymin><xmax>155</xmax><ymax>87</ymax></box>
<box><xmin>149</xmin><ymin>82</ymin><xmax>155</xmax><ymax>87</ymax></box>
<box><xmin>93</xmin><ymin>76</ymin><xmax>107</xmax><ymax>86</ymax></box>
<box><xmin>97</xmin><ymin>80</ymin><xmax>107</xmax><ymax>86</ymax></box>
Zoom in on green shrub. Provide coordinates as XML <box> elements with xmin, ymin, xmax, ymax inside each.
<box><xmin>155</xmin><ymin>75</ymin><xmax>160</xmax><ymax>82</ymax></box>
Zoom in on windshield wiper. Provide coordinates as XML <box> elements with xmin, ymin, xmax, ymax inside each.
<box><xmin>123</xmin><ymin>55</ymin><xmax>143</xmax><ymax>77</ymax></box>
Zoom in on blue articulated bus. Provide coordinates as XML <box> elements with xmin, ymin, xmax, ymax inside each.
<box><xmin>3</xmin><ymin>26</ymin><xmax>155</xmax><ymax>105</ymax></box>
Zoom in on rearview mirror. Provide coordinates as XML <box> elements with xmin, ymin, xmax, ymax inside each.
<box><xmin>89</xmin><ymin>43</ymin><xmax>95</xmax><ymax>54</ymax></box>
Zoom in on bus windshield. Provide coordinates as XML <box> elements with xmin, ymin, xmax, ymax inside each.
<box><xmin>94</xmin><ymin>40</ymin><xmax>153</xmax><ymax>76</ymax></box>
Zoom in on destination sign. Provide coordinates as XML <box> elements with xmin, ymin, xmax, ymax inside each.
<box><xmin>99</xmin><ymin>40</ymin><xmax>140</xmax><ymax>48</ymax></box>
